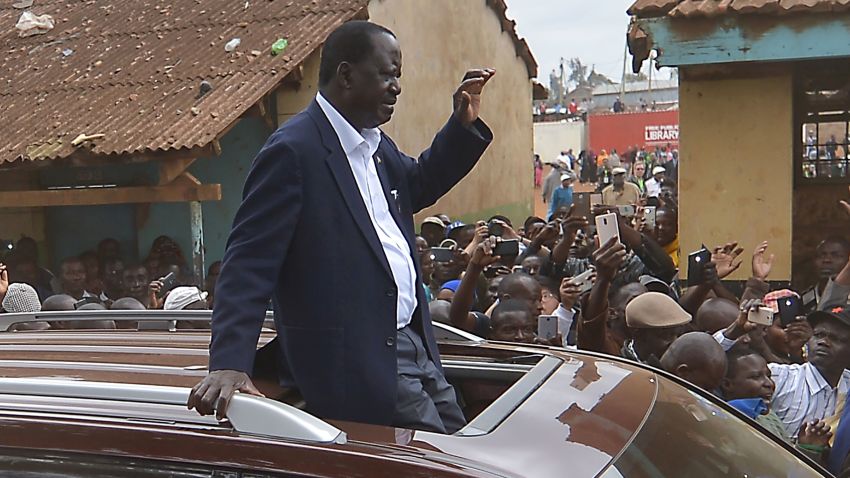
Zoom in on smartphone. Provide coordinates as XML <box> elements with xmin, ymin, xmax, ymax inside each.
<box><xmin>430</xmin><ymin>247</ymin><xmax>454</xmax><ymax>263</ymax></box>
<box><xmin>571</xmin><ymin>269</ymin><xmax>595</xmax><ymax>294</ymax></box>
<box><xmin>801</xmin><ymin>288</ymin><xmax>817</xmax><ymax>312</ymax></box>
<box><xmin>644</xmin><ymin>206</ymin><xmax>657</xmax><ymax>230</ymax></box>
<box><xmin>687</xmin><ymin>248</ymin><xmax>711</xmax><ymax>286</ymax></box>
<box><xmin>157</xmin><ymin>272</ymin><xmax>178</xmax><ymax>299</ymax></box>
<box><xmin>537</xmin><ymin>315</ymin><xmax>559</xmax><ymax>341</ymax></box>
<box><xmin>493</xmin><ymin>239</ymin><xmax>520</xmax><ymax>257</ymax></box>
<box><xmin>778</xmin><ymin>296</ymin><xmax>801</xmax><ymax>327</ymax></box>
<box><xmin>488</xmin><ymin>221</ymin><xmax>504</xmax><ymax>237</ymax></box>
<box><xmin>590</xmin><ymin>193</ymin><xmax>603</xmax><ymax>206</ymax></box>
<box><xmin>617</xmin><ymin>204</ymin><xmax>636</xmax><ymax>217</ymax></box>
<box><xmin>595</xmin><ymin>213</ymin><xmax>620</xmax><ymax>248</ymax></box>
<box><xmin>747</xmin><ymin>306</ymin><xmax>774</xmax><ymax>326</ymax></box>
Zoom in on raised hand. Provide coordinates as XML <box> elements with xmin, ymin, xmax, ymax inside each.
<box><xmin>592</xmin><ymin>238</ymin><xmax>627</xmax><ymax>282</ymax></box>
<box><xmin>470</xmin><ymin>237</ymin><xmax>501</xmax><ymax>269</ymax></box>
<box><xmin>712</xmin><ymin>242</ymin><xmax>745</xmax><ymax>279</ymax></box>
<box><xmin>798</xmin><ymin>419</ymin><xmax>832</xmax><ymax>448</ymax></box>
<box><xmin>453</xmin><ymin>68</ymin><xmax>496</xmax><ymax>125</ymax></box>
<box><xmin>752</xmin><ymin>241</ymin><xmax>775</xmax><ymax>281</ymax></box>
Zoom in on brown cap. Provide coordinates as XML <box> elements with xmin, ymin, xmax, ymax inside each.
<box><xmin>625</xmin><ymin>292</ymin><xmax>692</xmax><ymax>329</ymax></box>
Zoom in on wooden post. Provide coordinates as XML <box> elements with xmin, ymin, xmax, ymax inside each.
<box><xmin>189</xmin><ymin>201</ymin><xmax>205</xmax><ymax>287</ymax></box>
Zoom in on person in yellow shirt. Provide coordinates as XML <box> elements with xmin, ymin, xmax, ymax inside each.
<box><xmin>655</xmin><ymin>208</ymin><xmax>679</xmax><ymax>268</ymax></box>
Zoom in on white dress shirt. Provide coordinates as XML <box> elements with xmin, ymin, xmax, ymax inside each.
<box><xmin>645</xmin><ymin>177</ymin><xmax>661</xmax><ymax>198</ymax></box>
<box><xmin>768</xmin><ymin>362</ymin><xmax>850</xmax><ymax>438</ymax></box>
<box><xmin>316</xmin><ymin>93</ymin><xmax>417</xmax><ymax>330</ymax></box>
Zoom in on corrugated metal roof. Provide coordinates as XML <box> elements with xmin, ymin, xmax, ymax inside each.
<box><xmin>629</xmin><ymin>0</ymin><xmax>850</xmax><ymax>18</ymax></box>
<box><xmin>0</xmin><ymin>0</ymin><xmax>368</xmax><ymax>164</ymax></box>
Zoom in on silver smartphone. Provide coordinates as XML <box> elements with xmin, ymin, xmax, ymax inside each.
<box><xmin>644</xmin><ymin>206</ymin><xmax>657</xmax><ymax>230</ymax></box>
<box><xmin>537</xmin><ymin>315</ymin><xmax>559</xmax><ymax>341</ymax></box>
<box><xmin>747</xmin><ymin>306</ymin><xmax>774</xmax><ymax>326</ymax></box>
<box><xmin>571</xmin><ymin>269</ymin><xmax>595</xmax><ymax>294</ymax></box>
<box><xmin>595</xmin><ymin>212</ymin><xmax>621</xmax><ymax>248</ymax></box>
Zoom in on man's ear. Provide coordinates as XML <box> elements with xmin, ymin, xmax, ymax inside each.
<box><xmin>675</xmin><ymin>364</ymin><xmax>690</xmax><ymax>378</ymax></box>
<box><xmin>501</xmin><ymin>293</ymin><xmax>511</xmax><ymax>301</ymax></box>
<box><xmin>336</xmin><ymin>62</ymin><xmax>355</xmax><ymax>90</ymax></box>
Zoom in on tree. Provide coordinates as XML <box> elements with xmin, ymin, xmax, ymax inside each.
<box><xmin>568</xmin><ymin>57</ymin><xmax>588</xmax><ymax>87</ymax></box>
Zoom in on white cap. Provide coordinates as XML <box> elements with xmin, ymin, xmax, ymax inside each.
<box><xmin>560</xmin><ymin>173</ymin><xmax>573</xmax><ymax>181</ymax></box>
<box><xmin>164</xmin><ymin>286</ymin><xmax>208</xmax><ymax>310</ymax></box>
<box><xmin>652</xmin><ymin>166</ymin><xmax>666</xmax><ymax>175</ymax></box>
<box><xmin>612</xmin><ymin>167</ymin><xmax>627</xmax><ymax>175</ymax></box>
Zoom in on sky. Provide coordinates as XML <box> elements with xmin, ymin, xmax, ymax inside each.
<box><xmin>503</xmin><ymin>0</ymin><xmax>659</xmax><ymax>84</ymax></box>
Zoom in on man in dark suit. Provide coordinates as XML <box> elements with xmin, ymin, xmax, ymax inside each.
<box><xmin>187</xmin><ymin>21</ymin><xmax>495</xmax><ymax>434</ymax></box>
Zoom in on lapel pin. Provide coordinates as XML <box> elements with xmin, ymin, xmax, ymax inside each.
<box><xmin>375</xmin><ymin>155</ymin><xmax>382</xmax><ymax>164</ymax></box>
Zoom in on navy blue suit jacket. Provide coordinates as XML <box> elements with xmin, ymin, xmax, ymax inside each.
<box><xmin>209</xmin><ymin>99</ymin><xmax>492</xmax><ymax>425</ymax></box>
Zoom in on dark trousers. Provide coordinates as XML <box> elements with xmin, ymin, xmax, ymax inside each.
<box><xmin>392</xmin><ymin>326</ymin><xmax>466</xmax><ymax>434</ymax></box>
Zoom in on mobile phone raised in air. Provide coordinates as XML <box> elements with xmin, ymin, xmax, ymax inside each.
<box><xmin>643</xmin><ymin>206</ymin><xmax>657</xmax><ymax>230</ymax></box>
<box><xmin>687</xmin><ymin>248</ymin><xmax>711</xmax><ymax>286</ymax></box>
<box><xmin>617</xmin><ymin>204</ymin><xmax>636</xmax><ymax>217</ymax></box>
<box><xmin>430</xmin><ymin>247</ymin><xmax>454</xmax><ymax>263</ymax></box>
<box><xmin>537</xmin><ymin>315</ymin><xmax>559</xmax><ymax>341</ymax></box>
<box><xmin>778</xmin><ymin>296</ymin><xmax>801</xmax><ymax>328</ymax></box>
<box><xmin>571</xmin><ymin>269</ymin><xmax>595</xmax><ymax>294</ymax></box>
<box><xmin>590</xmin><ymin>193</ymin><xmax>603</xmax><ymax>206</ymax></box>
<box><xmin>747</xmin><ymin>306</ymin><xmax>774</xmax><ymax>326</ymax></box>
<box><xmin>157</xmin><ymin>272</ymin><xmax>178</xmax><ymax>299</ymax></box>
<box><xmin>488</xmin><ymin>221</ymin><xmax>504</xmax><ymax>237</ymax></box>
<box><xmin>595</xmin><ymin>213</ymin><xmax>620</xmax><ymax>248</ymax></box>
<box><xmin>493</xmin><ymin>239</ymin><xmax>520</xmax><ymax>257</ymax></box>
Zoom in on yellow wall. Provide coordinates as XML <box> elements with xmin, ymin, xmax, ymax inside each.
<box><xmin>276</xmin><ymin>49</ymin><xmax>321</xmax><ymax>126</ymax></box>
<box><xmin>679</xmin><ymin>72</ymin><xmax>793</xmax><ymax>280</ymax></box>
<box><xmin>368</xmin><ymin>0</ymin><xmax>534</xmax><ymax>225</ymax></box>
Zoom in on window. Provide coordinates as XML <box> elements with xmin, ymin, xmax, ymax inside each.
<box><xmin>795</xmin><ymin>62</ymin><xmax>850</xmax><ymax>182</ymax></box>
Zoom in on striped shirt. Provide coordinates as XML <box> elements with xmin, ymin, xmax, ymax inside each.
<box><xmin>768</xmin><ymin>362</ymin><xmax>850</xmax><ymax>438</ymax></box>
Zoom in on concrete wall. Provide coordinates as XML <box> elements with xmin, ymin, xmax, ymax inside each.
<box><xmin>678</xmin><ymin>71</ymin><xmax>793</xmax><ymax>281</ymax></box>
<box><xmin>368</xmin><ymin>0</ymin><xmax>535</xmax><ymax>226</ymax></box>
<box><xmin>533</xmin><ymin>121</ymin><xmax>585</xmax><ymax>164</ymax></box>
<box><xmin>276</xmin><ymin>49</ymin><xmax>321</xmax><ymax>126</ymax></box>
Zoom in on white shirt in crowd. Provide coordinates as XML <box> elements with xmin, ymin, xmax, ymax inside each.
<box><xmin>645</xmin><ymin>177</ymin><xmax>662</xmax><ymax>198</ymax></box>
<box><xmin>316</xmin><ymin>93</ymin><xmax>417</xmax><ymax>330</ymax></box>
<box><xmin>554</xmin><ymin>305</ymin><xmax>575</xmax><ymax>348</ymax></box>
<box><xmin>768</xmin><ymin>362</ymin><xmax>850</xmax><ymax>438</ymax></box>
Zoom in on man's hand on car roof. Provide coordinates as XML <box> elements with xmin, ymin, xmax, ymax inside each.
<box><xmin>187</xmin><ymin>370</ymin><xmax>265</xmax><ymax>420</ymax></box>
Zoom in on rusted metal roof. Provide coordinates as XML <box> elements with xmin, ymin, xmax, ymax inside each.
<box><xmin>629</xmin><ymin>0</ymin><xmax>850</xmax><ymax>18</ymax></box>
<box><xmin>0</xmin><ymin>0</ymin><xmax>368</xmax><ymax>164</ymax></box>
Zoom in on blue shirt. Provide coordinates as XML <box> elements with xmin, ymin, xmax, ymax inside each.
<box><xmin>548</xmin><ymin>185</ymin><xmax>573</xmax><ymax>219</ymax></box>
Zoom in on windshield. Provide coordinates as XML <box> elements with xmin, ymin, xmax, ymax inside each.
<box><xmin>604</xmin><ymin>375</ymin><xmax>823</xmax><ymax>478</ymax></box>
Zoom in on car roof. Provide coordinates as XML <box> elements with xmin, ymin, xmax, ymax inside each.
<box><xmin>0</xmin><ymin>312</ymin><xmax>658</xmax><ymax>477</ymax></box>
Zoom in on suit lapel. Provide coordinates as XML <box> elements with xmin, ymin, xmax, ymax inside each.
<box><xmin>308</xmin><ymin>101</ymin><xmax>392</xmax><ymax>278</ymax></box>
<box><xmin>373</xmin><ymin>142</ymin><xmax>407</xmax><ymax>239</ymax></box>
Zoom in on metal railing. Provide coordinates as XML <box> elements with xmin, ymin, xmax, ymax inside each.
<box><xmin>0</xmin><ymin>377</ymin><xmax>346</xmax><ymax>444</ymax></box>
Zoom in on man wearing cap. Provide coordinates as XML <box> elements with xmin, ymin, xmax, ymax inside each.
<box><xmin>420</xmin><ymin>217</ymin><xmax>446</xmax><ymax>248</ymax></box>
<box><xmin>622</xmin><ymin>291</ymin><xmax>691</xmax><ymax>364</ymax></box>
<box><xmin>547</xmin><ymin>173</ymin><xmax>574</xmax><ymax>221</ymax></box>
<box><xmin>602</xmin><ymin>167</ymin><xmax>642</xmax><ymax>207</ymax></box>
<box><xmin>766</xmin><ymin>306</ymin><xmax>850</xmax><ymax>452</ymax></box>
<box><xmin>646</xmin><ymin>166</ymin><xmax>666</xmax><ymax>198</ymax></box>
<box><xmin>542</xmin><ymin>159</ymin><xmax>563</xmax><ymax>205</ymax></box>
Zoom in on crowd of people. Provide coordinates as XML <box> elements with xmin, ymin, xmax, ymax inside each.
<box><xmin>0</xmin><ymin>235</ymin><xmax>219</xmax><ymax>329</ymax></box>
<box><xmin>4</xmin><ymin>148</ymin><xmax>850</xmax><ymax>471</ymax></box>
<box><xmin>419</xmin><ymin>179</ymin><xmax>850</xmax><ymax>474</ymax></box>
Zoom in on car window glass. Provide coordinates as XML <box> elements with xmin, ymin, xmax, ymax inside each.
<box><xmin>607</xmin><ymin>377</ymin><xmax>822</xmax><ymax>477</ymax></box>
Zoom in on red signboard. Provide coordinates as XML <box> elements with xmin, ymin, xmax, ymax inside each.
<box><xmin>588</xmin><ymin>110</ymin><xmax>679</xmax><ymax>154</ymax></box>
